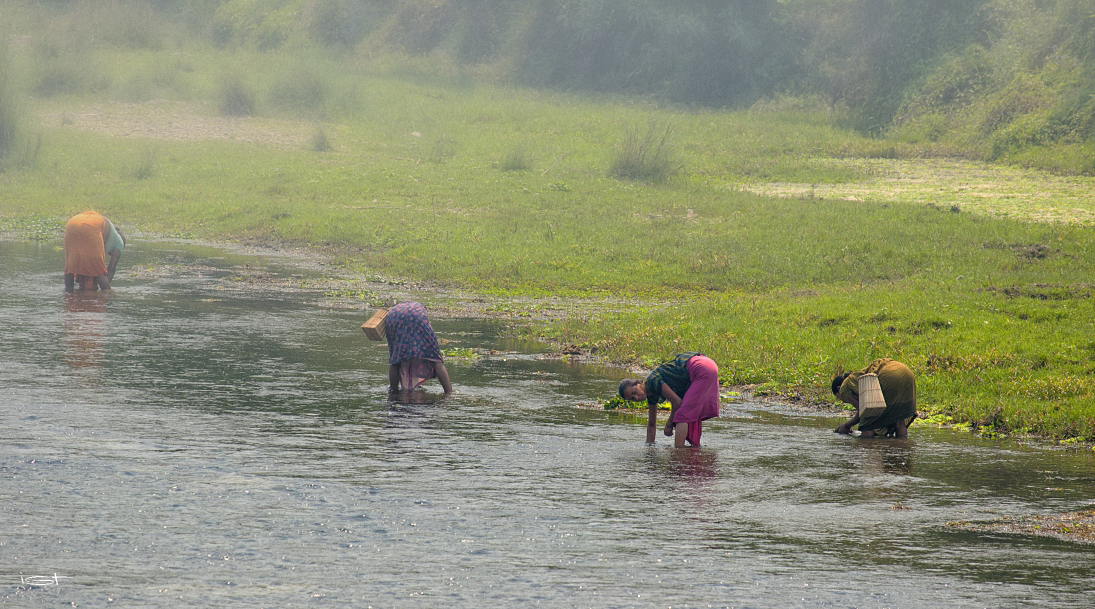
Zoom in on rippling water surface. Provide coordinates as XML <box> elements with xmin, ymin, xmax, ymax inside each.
<box><xmin>2</xmin><ymin>240</ymin><xmax>1093</xmax><ymax>608</ymax></box>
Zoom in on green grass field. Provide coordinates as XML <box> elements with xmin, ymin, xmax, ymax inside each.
<box><xmin>3</xmin><ymin>59</ymin><xmax>1095</xmax><ymax>444</ymax></box>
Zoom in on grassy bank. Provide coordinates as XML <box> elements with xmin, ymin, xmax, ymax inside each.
<box><xmin>3</xmin><ymin>70</ymin><xmax>1095</xmax><ymax>443</ymax></box>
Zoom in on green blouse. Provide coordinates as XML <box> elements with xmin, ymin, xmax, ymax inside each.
<box><xmin>644</xmin><ymin>352</ymin><xmax>700</xmax><ymax>406</ymax></box>
<box><xmin>104</xmin><ymin>220</ymin><xmax>125</xmax><ymax>255</ymax></box>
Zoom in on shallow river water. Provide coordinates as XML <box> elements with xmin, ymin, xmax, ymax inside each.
<box><xmin>2</xmin><ymin>240</ymin><xmax>1093</xmax><ymax>608</ymax></box>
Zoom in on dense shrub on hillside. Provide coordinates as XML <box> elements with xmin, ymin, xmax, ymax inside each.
<box><xmin>788</xmin><ymin>0</ymin><xmax>992</xmax><ymax>133</ymax></box>
<box><xmin>888</xmin><ymin>0</ymin><xmax>1095</xmax><ymax>172</ymax></box>
<box><xmin>513</xmin><ymin>1</ymin><xmax>799</xmax><ymax>106</ymax></box>
<box><xmin>215</xmin><ymin>74</ymin><xmax>256</xmax><ymax>116</ymax></box>
<box><xmin>211</xmin><ymin>0</ymin><xmax>390</xmax><ymax>49</ymax></box>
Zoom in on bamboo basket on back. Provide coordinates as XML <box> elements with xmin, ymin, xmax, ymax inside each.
<box><xmin>361</xmin><ymin>308</ymin><xmax>388</xmax><ymax>341</ymax></box>
<box><xmin>857</xmin><ymin>373</ymin><xmax>887</xmax><ymax>418</ymax></box>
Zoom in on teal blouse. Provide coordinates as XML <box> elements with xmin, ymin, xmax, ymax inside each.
<box><xmin>644</xmin><ymin>352</ymin><xmax>700</xmax><ymax>406</ymax></box>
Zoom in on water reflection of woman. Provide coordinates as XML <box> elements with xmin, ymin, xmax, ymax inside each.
<box><xmin>832</xmin><ymin>358</ymin><xmax>917</xmax><ymax>438</ymax></box>
<box><xmin>618</xmin><ymin>352</ymin><xmax>720</xmax><ymax>447</ymax></box>
<box><xmin>62</xmin><ymin>290</ymin><xmax>109</xmax><ymax>372</ymax></box>
<box><xmin>643</xmin><ymin>447</ymin><xmax>719</xmax><ymax>487</ymax></box>
<box><xmin>384</xmin><ymin>302</ymin><xmax>453</xmax><ymax>394</ymax></box>
<box><xmin>668</xmin><ymin>447</ymin><xmax>719</xmax><ymax>480</ymax></box>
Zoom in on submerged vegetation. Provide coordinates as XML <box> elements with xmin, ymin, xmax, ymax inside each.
<box><xmin>2</xmin><ymin>1</ymin><xmax>1095</xmax><ymax>444</ymax></box>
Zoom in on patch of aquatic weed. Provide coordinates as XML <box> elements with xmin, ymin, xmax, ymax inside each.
<box><xmin>0</xmin><ymin>214</ymin><xmax>65</xmax><ymax>241</ymax></box>
<box><xmin>735</xmin><ymin>158</ymin><xmax>1095</xmax><ymax>225</ymax></box>
<box><xmin>947</xmin><ymin>509</ymin><xmax>1095</xmax><ymax>545</ymax></box>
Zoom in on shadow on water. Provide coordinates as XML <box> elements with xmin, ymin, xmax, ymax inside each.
<box><xmin>2</xmin><ymin>239</ymin><xmax>1094</xmax><ymax>608</ymax></box>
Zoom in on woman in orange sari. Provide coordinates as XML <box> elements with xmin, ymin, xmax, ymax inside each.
<box><xmin>64</xmin><ymin>211</ymin><xmax>125</xmax><ymax>292</ymax></box>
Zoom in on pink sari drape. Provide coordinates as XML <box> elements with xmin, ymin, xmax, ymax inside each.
<box><xmin>672</xmin><ymin>355</ymin><xmax>720</xmax><ymax>446</ymax></box>
<box><xmin>399</xmin><ymin>358</ymin><xmax>437</xmax><ymax>390</ymax></box>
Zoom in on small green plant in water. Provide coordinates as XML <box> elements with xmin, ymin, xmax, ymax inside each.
<box><xmin>918</xmin><ymin>412</ymin><xmax>955</xmax><ymax>426</ymax></box>
<box><xmin>1</xmin><ymin>215</ymin><xmax>64</xmax><ymax>241</ymax></box>
<box><xmin>442</xmin><ymin>347</ymin><xmax>478</xmax><ymax>359</ymax></box>
<box><xmin>602</xmin><ymin>396</ymin><xmax>637</xmax><ymax>410</ymax></box>
<box><xmin>324</xmin><ymin>287</ymin><xmax>373</xmax><ymax>301</ymax></box>
<box><xmin>601</xmin><ymin>395</ymin><xmax>668</xmax><ymax>410</ymax></box>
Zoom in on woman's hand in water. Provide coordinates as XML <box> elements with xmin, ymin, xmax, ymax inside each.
<box><xmin>835</xmin><ymin>422</ymin><xmax>851</xmax><ymax>434</ymax></box>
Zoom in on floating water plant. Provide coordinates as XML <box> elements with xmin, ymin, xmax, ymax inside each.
<box><xmin>441</xmin><ymin>347</ymin><xmax>479</xmax><ymax>360</ymax></box>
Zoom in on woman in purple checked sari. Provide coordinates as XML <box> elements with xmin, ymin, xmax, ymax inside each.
<box><xmin>385</xmin><ymin>302</ymin><xmax>453</xmax><ymax>394</ymax></box>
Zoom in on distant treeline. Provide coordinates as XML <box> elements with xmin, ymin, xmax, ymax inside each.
<box><xmin>15</xmin><ymin>0</ymin><xmax>1095</xmax><ymax>167</ymax></box>
<box><xmin>181</xmin><ymin>0</ymin><xmax>992</xmax><ymax>120</ymax></box>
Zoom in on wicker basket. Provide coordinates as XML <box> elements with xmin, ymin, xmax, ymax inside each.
<box><xmin>857</xmin><ymin>372</ymin><xmax>887</xmax><ymax>418</ymax></box>
<box><xmin>361</xmin><ymin>308</ymin><xmax>388</xmax><ymax>341</ymax></box>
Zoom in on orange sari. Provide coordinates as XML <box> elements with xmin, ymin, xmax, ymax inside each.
<box><xmin>64</xmin><ymin>211</ymin><xmax>110</xmax><ymax>287</ymax></box>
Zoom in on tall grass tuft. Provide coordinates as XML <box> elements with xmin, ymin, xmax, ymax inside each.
<box><xmin>132</xmin><ymin>145</ymin><xmax>157</xmax><ymax>180</ymax></box>
<box><xmin>609</xmin><ymin>122</ymin><xmax>675</xmax><ymax>183</ymax></box>
<box><xmin>269</xmin><ymin>69</ymin><xmax>329</xmax><ymax>117</ymax></box>
<box><xmin>499</xmin><ymin>143</ymin><xmax>532</xmax><ymax>171</ymax></box>
<box><xmin>311</xmin><ymin>127</ymin><xmax>332</xmax><ymax>152</ymax></box>
<box><xmin>18</xmin><ymin>133</ymin><xmax>41</xmax><ymax>168</ymax></box>
<box><xmin>33</xmin><ymin>56</ymin><xmax>112</xmax><ymax>97</ymax></box>
<box><xmin>0</xmin><ymin>41</ymin><xmax>18</xmax><ymax>165</ymax></box>
<box><xmin>216</xmin><ymin>74</ymin><xmax>256</xmax><ymax>116</ymax></box>
<box><xmin>428</xmin><ymin>132</ymin><xmax>457</xmax><ymax>163</ymax></box>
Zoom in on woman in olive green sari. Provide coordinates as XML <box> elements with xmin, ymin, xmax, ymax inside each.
<box><xmin>832</xmin><ymin>358</ymin><xmax>917</xmax><ymax>438</ymax></box>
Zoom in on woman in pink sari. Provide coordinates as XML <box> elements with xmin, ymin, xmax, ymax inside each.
<box><xmin>619</xmin><ymin>352</ymin><xmax>720</xmax><ymax>447</ymax></box>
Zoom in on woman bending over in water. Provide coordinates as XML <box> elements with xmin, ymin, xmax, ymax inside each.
<box><xmin>619</xmin><ymin>352</ymin><xmax>720</xmax><ymax>447</ymax></box>
<box><xmin>384</xmin><ymin>301</ymin><xmax>452</xmax><ymax>394</ymax></box>
<box><xmin>832</xmin><ymin>358</ymin><xmax>917</xmax><ymax>438</ymax></box>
